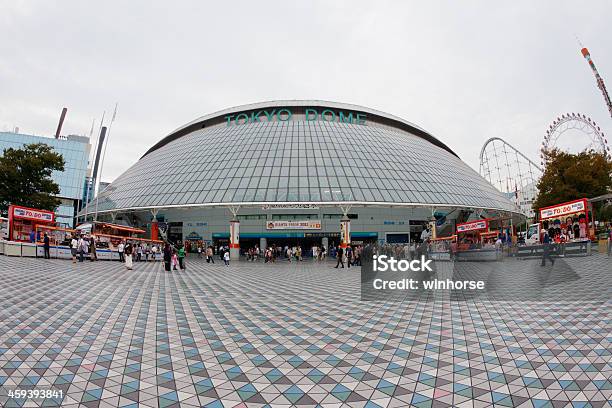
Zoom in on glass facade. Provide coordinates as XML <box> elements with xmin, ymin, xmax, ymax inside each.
<box><xmin>0</xmin><ymin>132</ymin><xmax>90</xmax><ymax>226</ymax></box>
<box><xmin>94</xmin><ymin>102</ymin><xmax>518</xmax><ymax>214</ymax></box>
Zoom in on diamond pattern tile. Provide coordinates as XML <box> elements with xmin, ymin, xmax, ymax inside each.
<box><xmin>0</xmin><ymin>254</ymin><xmax>609</xmax><ymax>407</ymax></box>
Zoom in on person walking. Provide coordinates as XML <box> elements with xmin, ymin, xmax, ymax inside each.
<box><xmin>335</xmin><ymin>246</ymin><xmax>345</xmax><ymax>268</ymax></box>
<box><xmin>607</xmin><ymin>224</ymin><xmax>611</xmax><ymax>257</ymax></box>
<box><xmin>346</xmin><ymin>246</ymin><xmax>352</xmax><ymax>268</ymax></box>
<box><xmin>78</xmin><ymin>236</ymin><xmax>88</xmax><ymax>262</ymax></box>
<box><xmin>197</xmin><ymin>245</ymin><xmax>202</xmax><ymax>258</ymax></box>
<box><xmin>89</xmin><ymin>237</ymin><xmax>97</xmax><ymax>262</ymax></box>
<box><xmin>70</xmin><ymin>235</ymin><xmax>78</xmax><ymax>263</ymax></box>
<box><xmin>178</xmin><ymin>245</ymin><xmax>186</xmax><ymax>270</ymax></box>
<box><xmin>223</xmin><ymin>250</ymin><xmax>230</xmax><ymax>266</ymax></box>
<box><xmin>124</xmin><ymin>242</ymin><xmax>134</xmax><ymax>270</ymax></box>
<box><xmin>43</xmin><ymin>233</ymin><xmax>51</xmax><ymax>259</ymax></box>
<box><xmin>118</xmin><ymin>241</ymin><xmax>125</xmax><ymax>262</ymax></box>
<box><xmin>172</xmin><ymin>249</ymin><xmax>179</xmax><ymax>270</ymax></box>
<box><xmin>151</xmin><ymin>245</ymin><xmax>158</xmax><ymax>262</ymax></box>
<box><xmin>541</xmin><ymin>231</ymin><xmax>555</xmax><ymax>266</ymax></box>
<box><xmin>206</xmin><ymin>246</ymin><xmax>214</xmax><ymax>263</ymax></box>
<box><xmin>163</xmin><ymin>243</ymin><xmax>172</xmax><ymax>271</ymax></box>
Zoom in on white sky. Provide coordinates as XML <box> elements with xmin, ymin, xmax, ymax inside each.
<box><xmin>1</xmin><ymin>1</ymin><xmax>611</xmax><ymax>181</ymax></box>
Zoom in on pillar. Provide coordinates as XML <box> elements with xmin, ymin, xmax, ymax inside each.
<box><xmin>322</xmin><ymin>237</ymin><xmax>329</xmax><ymax>253</ymax></box>
<box><xmin>151</xmin><ymin>218</ymin><xmax>159</xmax><ymax>241</ymax></box>
<box><xmin>259</xmin><ymin>237</ymin><xmax>267</xmax><ymax>251</ymax></box>
<box><xmin>230</xmin><ymin>219</ymin><xmax>240</xmax><ymax>260</ymax></box>
<box><xmin>340</xmin><ymin>217</ymin><xmax>351</xmax><ymax>248</ymax></box>
<box><xmin>429</xmin><ymin>220</ymin><xmax>437</xmax><ymax>240</ymax></box>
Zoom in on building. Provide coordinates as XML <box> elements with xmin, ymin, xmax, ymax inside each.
<box><xmin>81</xmin><ymin>176</ymin><xmax>111</xmax><ymax>211</ymax></box>
<box><xmin>517</xmin><ymin>182</ymin><xmax>538</xmax><ymax>219</ymax></box>
<box><xmin>0</xmin><ymin>131</ymin><xmax>90</xmax><ymax>227</ymax></box>
<box><xmin>90</xmin><ymin>100</ymin><xmax>520</xmax><ymax>253</ymax></box>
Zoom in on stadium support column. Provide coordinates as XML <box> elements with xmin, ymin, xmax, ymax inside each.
<box><xmin>150</xmin><ymin>209</ymin><xmax>159</xmax><ymax>241</ymax></box>
<box><xmin>340</xmin><ymin>215</ymin><xmax>351</xmax><ymax>249</ymax></box>
<box><xmin>228</xmin><ymin>205</ymin><xmax>241</xmax><ymax>260</ymax></box>
<box><xmin>338</xmin><ymin>201</ymin><xmax>353</xmax><ymax>249</ymax></box>
<box><xmin>230</xmin><ymin>220</ymin><xmax>240</xmax><ymax>260</ymax></box>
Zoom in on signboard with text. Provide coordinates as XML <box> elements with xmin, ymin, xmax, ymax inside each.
<box><xmin>539</xmin><ymin>198</ymin><xmax>587</xmax><ymax>220</ymax></box>
<box><xmin>262</xmin><ymin>204</ymin><xmax>319</xmax><ymax>210</ymax></box>
<box><xmin>266</xmin><ymin>220</ymin><xmax>321</xmax><ymax>230</ymax></box>
<box><xmin>12</xmin><ymin>205</ymin><xmax>54</xmax><ymax>223</ymax></box>
<box><xmin>456</xmin><ymin>219</ymin><xmax>488</xmax><ymax>233</ymax></box>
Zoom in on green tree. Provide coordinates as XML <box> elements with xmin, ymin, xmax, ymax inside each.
<box><xmin>0</xmin><ymin>143</ymin><xmax>65</xmax><ymax>215</ymax></box>
<box><xmin>533</xmin><ymin>149</ymin><xmax>612</xmax><ymax>211</ymax></box>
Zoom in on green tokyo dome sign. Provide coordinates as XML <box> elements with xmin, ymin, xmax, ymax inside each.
<box><xmin>225</xmin><ymin>108</ymin><xmax>367</xmax><ymax>126</ymax></box>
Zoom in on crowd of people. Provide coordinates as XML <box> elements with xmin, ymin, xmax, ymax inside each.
<box><xmin>235</xmin><ymin>243</ymin><xmax>363</xmax><ymax>268</ymax></box>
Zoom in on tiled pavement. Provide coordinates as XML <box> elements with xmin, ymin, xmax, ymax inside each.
<box><xmin>0</xmin><ymin>255</ymin><xmax>610</xmax><ymax>407</ymax></box>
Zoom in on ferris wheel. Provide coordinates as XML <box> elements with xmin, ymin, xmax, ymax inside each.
<box><xmin>541</xmin><ymin>113</ymin><xmax>611</xmax><ymax>165</ymax></box>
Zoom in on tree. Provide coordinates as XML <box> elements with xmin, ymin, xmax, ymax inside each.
<box><xmin>533</xmin><ymin>149</ymin><xmax>612</xmax><ymax>211</ymax></box>
<box><xmin>0</xmin><ymin>143</ymin><xmax>65</xmax><ymax>215</ymax></box>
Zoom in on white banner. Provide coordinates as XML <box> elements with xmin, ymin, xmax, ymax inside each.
<box><xmin>230</xmin><ymin>221</ymin><xmax>240</xmax><ymax>248</ymax></box>
<box><xmin>539</xmin><ymin>199</ymin><xmax>586</xmax><ymax>220</ymax></box>
<box><xmin>340</xmin><ymin>219</ymin><xmax>351</xmax><ymax>247</ymax></box>
<box><xmin>13</xmin><ymin>206</ymin><xmax>54</xmax><ymax>222</ymax></box>
<box><xmin>457</xmin><ymin>220</ymin><xmax>488</xmax><ymax>233</ymax></box>
<box><xmin>266</xmin><ymin>220</ymin><xmax>321</xmax><ymax>230</ymax></box>
<box><xmin>262</xmin><ymin>204</ymin><xmax>319</xmax><ymax>210</ymax></box>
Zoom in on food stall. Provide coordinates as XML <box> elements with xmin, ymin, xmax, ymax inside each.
<box><xmin>75</xmin><ymin>221</ymin><xmax>162</xmax><ymax>261</ymax></box>
<box><xmin>520</xmin><ymin>198</ymin><xmax>592</xmax><ymax>258</ymax></box>
<box><xmin>455</xmin><ymin>219</ymin><xmax>500</xmax><ymax>261</ymax></box>
<box><xmin>76</xmin><ymin>221</ymin><xmax>146</xmax><ymax>238</ymax></box>
<box><xmin>429</xmin><ymin>235</ymin><xmax>455</xmax><ymax>261</ymax></box>
<box><xmin>35</xmin><ymin>225</ymin><xmax>76</xmax><ymax>259</ymax></box>
<box><xmin>6</xmin><ymin>205</ymin><xmax>55</xmax><ymax>257</ymax></box>
<box><xmin>94</xmin><ymin>233</ymin><xmax>164</xmax><ymax>261</ymax></box>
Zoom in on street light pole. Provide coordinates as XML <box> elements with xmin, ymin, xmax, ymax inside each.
<box><xmin>94</xmin><ymin>103</ymin><xmax>118</xmax><ymax>223</ymax></box>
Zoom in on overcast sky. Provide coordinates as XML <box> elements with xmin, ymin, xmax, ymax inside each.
<box><xmin>1</xmin><ymin>1</ymin><xmax>611</xmax><ymax>181</ymax></box>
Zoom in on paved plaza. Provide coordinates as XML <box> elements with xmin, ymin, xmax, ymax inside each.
<box><xmin>0</xmin><ymin>255</ymin><xmax>610</xmax><ymax>408</ymax></box>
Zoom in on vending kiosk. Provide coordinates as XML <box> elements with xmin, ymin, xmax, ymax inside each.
<box><xmin>8</xmin><ymin>205</ymin><xmax>55</xmax><ymax>242</ymax></box>
<box><xmin>6</xmin><ymin>205</ymin><xmax>55</xmax><ymax>257</ymax></box>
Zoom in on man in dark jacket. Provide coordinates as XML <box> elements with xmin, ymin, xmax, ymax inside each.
<box><xmin>541</xmin><ymin>231</ymin><xmax>555</xmax><ymax>266</ymax></box>
<box><xmin>43</xmin><ymin>233</ymin><xmax>50</xmax><ymax>259</ymax></box>
<box><xmin>335</xmin><ymin>246</ymin><xmax>344</xmax><ymax>268</ymax></box>
<box><xmin>163</xmin><ymin>243</ymin><xmax>172</xmax><ymax>272</ymax></box>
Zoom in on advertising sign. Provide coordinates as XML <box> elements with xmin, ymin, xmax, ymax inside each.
<box><xmin>456</xmin><ymin>219</ymin><xmax>488</xmax><ymax>233</ymax></box>
<box><xmin>36</xmin><ymin>245</ymin><xmax>72</xmax><ymax>259</ymax></box>
<box><xmin>539</xmin><ymin>198</ymin><xmax>587</xmax><ymax>220</ymax></box>
<box><xmin>12</xmin><ymin>206</ymin><xmax>54</xmax><ymax>223</ymax></box>
<box><xmin>266</xmin><ymin>220</ymin><xmax>321</xmax><ymax>230</ymax></box>
<box><xmin>340</xmin><ymin>219</ymin><xmax>351</xmax><ymax>248</ymax></box>
<box><xmin>230</xmin><ymin>220</ymin><xmax>240</xmax><ymax>248</ymax></box>
<box><xmin>185</xmin><ymin>231</ymin><xmax>203</xmax><ymax>241</ymax></box>
<box><xmin>262</xmin><ymin>204</ymin><xmax>319</xmax><ymax>210</ymax></box>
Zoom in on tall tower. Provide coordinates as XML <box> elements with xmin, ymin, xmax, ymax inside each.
<box><xmin>581</xmin><ymin>47</ymin><xmax>612</xmax><ymax>119</ymax></box>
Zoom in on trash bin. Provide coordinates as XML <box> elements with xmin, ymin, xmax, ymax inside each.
<box><xmin>598</xmin><ymin>239</ymin><xmax>608</xmax><ymax>254</ymax></box>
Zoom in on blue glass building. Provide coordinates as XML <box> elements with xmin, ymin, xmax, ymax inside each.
<box><xmin>0</xmin><ymin>132</ymin><xmax>91</xmax><ymax>227</ymax></box>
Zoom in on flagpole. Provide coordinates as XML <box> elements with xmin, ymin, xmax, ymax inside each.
<box><xmin>94</xmin><ymin>103</ymin><xmax>118</xmax><ymax>223</ymax></box>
